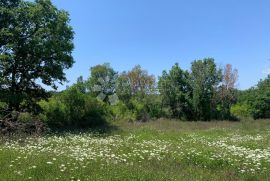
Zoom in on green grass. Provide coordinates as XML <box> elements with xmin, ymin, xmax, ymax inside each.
<box><xmin>1</xmin><ymin>119</ymin><xmax>270</xmax><ymax>181</ymax></box>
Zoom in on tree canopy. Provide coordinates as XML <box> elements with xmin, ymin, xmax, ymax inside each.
<box><xmin>158</xmin><ymin>63</ymin><xmax>192</xmax><ymax>119</ymax></box>
<box><xmin>190</xmin><ymin>58</ymin><xmax>222</xmax><ymax>121</ymax></box>
<box><xmin>0</xmin><ymin>0</ymin><xmax>74</xmax><ymax>114</ymax></box>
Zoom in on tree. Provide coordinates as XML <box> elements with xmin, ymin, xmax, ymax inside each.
<box><xmin>116</xmin><ymin>71</ymin><xmax>132</xmax><ymax>104</ymax></box>
<box><xmin>115</xmin><ymin>65</ymin><xmax>157</xmax><ymax>121</ymax></box>
<box><xmin>249</xmin><ymin>75</ymin><xmax>270</xmax><ymax>119</ymax></box>
<box><xmin>190</xmin><ymin>58</ymin><xmax>222</xmax><ymax>121</ymax></box>
<box><xmin>217</xmin><ymin>64</ymin><xmax>238</xmax><ymax>119</ymax></box>
<box><xmin>73</xmin><ymin>76</ymin><xmax>87</xmax><ymax>94</ymax></box>
<box><xmin>87</xmin><ymin>63</ymin><xmax>118</xmax><ymax>104</ymax></box>
<box><xmin>235</xmin><ymin>75</ymin><xmax>270</xmax><ymax>120</ymax></box>
<box><xmin>116</xmin><ymin>65</ymin><xmax>156</xmax><ymax>102</ymax></box>
<box><xmin>158</xmin><ymin>63</ymin><xmax>193</xmax><ymax>120</ymax></box>
<box><xmin>0</xmin><ymin>0</ymin><xmax>74</xmax><ymax>115</ymax></box>
<box><xmin>127</xmin><ymin>65</ymin><xmax>156</xmax><ymax>97</ymax></box>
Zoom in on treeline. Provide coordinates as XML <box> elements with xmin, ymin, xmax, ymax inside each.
<box><xmin>1</xmin><ymin>0</ymin><xmax>270</xmax><ymax>133</ymax></box>
<box><xmin>32</xmin><ymin>59</ymin><xmax>249</xmax><ymax>128</ymax></box>
<box><xmin>2</xmin><ymin>58</ymin><xmax>270</xmax><ymax>130</ymax></box>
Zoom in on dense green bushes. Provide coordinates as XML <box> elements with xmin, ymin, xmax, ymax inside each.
<box><xmin>39</xmin><ymin>87</ymin><xmax>107</xmax><ymax>128</ymax></box>
<box><xmin>230</xmin><ymin>103</ymin><xmax>251</xmax><ymax>119</ymax></box>
<box><xmin>234</xmin><ymin>75</ymin><xmax>270</xmax><ymax>120</ymax></box>
<box><xmin>110</xmin><ymin>96</ymin><xmax>163</xmax><ymax>122</ymax></box>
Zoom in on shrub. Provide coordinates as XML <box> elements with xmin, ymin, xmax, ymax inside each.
<box><xmin>17</xmin><ymin>112</ymin><xmax>35</xmax><ymax>123</ymax></box>
<box><xmin>39</xmin><ymin>87</ymin><xmax>108</xmax><ymax>128</ymax></box>
<box><xmin>129</xmin><ymin>95</ymin><xmax>164</xmax><ymax>122</ymax></box>
<box><xmin>249</xmin><ymin>96</ymin><xmax>270</xmax><ymax>119</ymax></box>
<box><xmin>230</xmin><ymin>103</ymin><xmax>251</xmax><ymax>119</ymax></box>
<box><xmin>131</xmin><ymin>98</ymin><xmax>149</xmax><ymax>122</ymax></box>
<box><xmin>236</xmin><ymin>76</ymin><xmax>270</xmax><ymax>120</ymax></box>
<box><xmin>39</xmin><ymin>98</ymin><xmax>68</xmax><ymax>127</ymax></box>
<box><xmin>110</xmin><ymin>101</ymin><xmax>136</xmax><ymax>122</ymax></box>
<box><xmin>144</xmin><ymin>95</ymin><xmax>164</xmax><ymax>119</ymax></box>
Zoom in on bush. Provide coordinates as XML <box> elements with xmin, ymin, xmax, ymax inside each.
<box><xmin>17</xmin><ymin>112</ymin><xmax>35</xmax><ymax>123</ymax></box>
<box><xmin>111</xmin><ymin>94</ymin><xmax>164</xmax><ymax>122</ymax></box>
<box><xmin>39</xmin><ymin>87</ymin><xmax>108</xmax><ymax>128</ymax></box>
<box><xmin>230</xmin><ymin>103</ymin><xmax>251</xmax><ymax>119</ymax></box>
<box><xmin>129</xmin><ymin>95</ymin><xmax>164</xmax><ymax>122</ymax></box>
<box><xmin>249</xmin><ymin>96</ymin><xmax>270</xmax><ymax>119</ymax></box>
<box><xmin>236</xmin><ymin>76</ymin><xmax>270</xmax><ymax>120</ymax></box>
<box><xmin>144</xmin><ymin>95</ymin><xmax>164</xmax><ymax>119</ymax></box>
<box><xmin>0</xmin><ymin>102</ymin><xmax>7</xmax><ymax>119</ymax></box>
<box><xmin>39</xmin><ymin>98</ymin><xmax>68</xmax><ymax>127</ymax></box>
<box><xmin>110</xmin><ymin>101</ymin><xmax>136</xmax><ymax>122</ymax></box>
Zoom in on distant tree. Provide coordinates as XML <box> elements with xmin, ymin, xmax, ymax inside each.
<box><xmin>250</xmin><ymin>75</ymin><xmax>270</xmax><ymax>119</ymax></box>
<box><xmin>87</xmin><ymin>63</ymin><xmax>118</xmax><ymax>103</ymax></box>
<box><xmin>235</xmin><ymin>75</ymin><xmax>270</xmax><ymax>119</ymax></box>
<box><xmin>217</xmin><ymin>64</ymin><xmax>238</xmax><ymax>119</ymax></box>
<box><xmin>158</xmin><ymin>63</ymin><xmax>193</xmax><ymax>120</ymax></box>
<box><xmin>127</xmin><ymin>65</ymin><xmax>156</xmax><ymax>97</ymax></box>
<box><xmin>115</xmin><ymin>65</ymin><xmax>157</xmax><ymax>121</ymax></box>
<box><xmin>0</xmin><ymin>0</ymin><xmax>74</xmax><ymax>115</ymax></box>
<box><xmin>116</xmin><ymin>72</ymin><xmax>132</xmax><ymax>104</ymax></box>
<box><xmin>190</xmin><ymin>58</ymin><xmax>222</xmax><ymax>121</ymax></box>
<box><xmin>73</xmin><ymin>76</ymin><xmax>87</xmax><ymax>94</ymax></box>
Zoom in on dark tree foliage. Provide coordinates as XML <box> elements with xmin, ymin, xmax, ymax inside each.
<box><xmin>116</xmin><ymin>71</ymin><xmax>132</xmax><ymax>104</ymax></box>
<box><xmin>158</xmin><ymin>63</ymin><xmax>193</xmax><ymax>120</ymax></box>
<box><xmin>233</xmin><ymin>75</ymin><xmax>270</xmax><ymax>119</ymax></box>
<box><xmin>0</xmin><ymin>0</ymin><xmax>74</xmax><ymax>115</ymax></box>
<box><xmin>190</xmin><ymin>58</ymin><xmax>222</xmax><ymax>121</ymax></box>
<box><xmin>249</xmin><ymin>76</ymin><xmax>270</xmax><ymax>119</ymax></box>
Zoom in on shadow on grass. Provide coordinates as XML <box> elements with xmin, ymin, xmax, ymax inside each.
<box><xmin>48</xmin><ymin>122</ymin><xmax>121</xmax><ymax>136</ymax></box>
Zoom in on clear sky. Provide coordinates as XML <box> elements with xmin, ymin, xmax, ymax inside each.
<box><xmin>51</xmin><ymin>0</ymin><xmax>270</xmax><ymax>90</ymax></box>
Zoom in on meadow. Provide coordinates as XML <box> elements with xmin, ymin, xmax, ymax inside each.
<box><xmin>1</xmin><ymin>119</ymin><xmax>270</xmax><ymax>181</ymax></box>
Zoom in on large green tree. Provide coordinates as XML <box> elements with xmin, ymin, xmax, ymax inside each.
<box><xmin>158</xmin><ymin>63</ymin><xmax>193</xmax><ymax>120</ymax></box>
<box><xmin>0</xmin><ymin>0</ymin><xmax>74</xmax><ymax>114</ymax></box>
<box><xmin>190</xmin><ymin>58</ymin><xmax>222</xmax><ymax>121</ymax></box>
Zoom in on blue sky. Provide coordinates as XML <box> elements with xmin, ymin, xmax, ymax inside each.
<box><xmin>51</xmin><ymin>0</ymin><xmax>270</xmax><ymax>90</ymax></box>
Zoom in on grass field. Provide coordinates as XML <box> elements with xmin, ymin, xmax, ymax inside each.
<box><xmin>1</xmin><ymin>119</ymin><xmax>270</xmax><ymax>181</ymax></box>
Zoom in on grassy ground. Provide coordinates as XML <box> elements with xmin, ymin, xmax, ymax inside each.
<box><xmin>1</xmin><ymin>119</ymin><xmax>270</xmax><ymax>181</ymax></box>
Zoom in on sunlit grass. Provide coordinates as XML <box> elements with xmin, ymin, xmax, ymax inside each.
<box><xmin>1</xmin><ymin>119</ymin><xmax>270</xmax><ymax>181</ymax></box>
